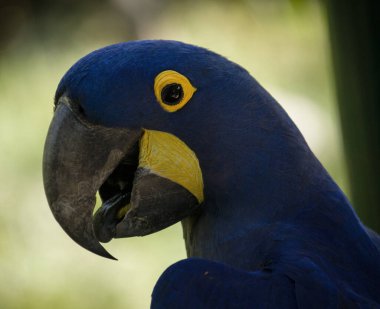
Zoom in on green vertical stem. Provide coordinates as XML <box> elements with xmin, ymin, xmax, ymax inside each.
<box><xmin>324</xmin><ymin>1</ymin><xmax>380</xmax><ymax>232</ymax></box>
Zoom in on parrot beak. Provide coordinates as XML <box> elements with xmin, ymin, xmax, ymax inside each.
<box><xmin>43</xmin><ymin>98</ymin><xmax>141</xmax><ymax>259</ymax></box>
<box><xmin>43</xmin><ymin>97</ymin><xmax>203</xmax><ymax>259</ymax></box>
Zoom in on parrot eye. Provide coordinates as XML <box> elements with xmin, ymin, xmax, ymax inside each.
<box><xmin>161</xmin><ymin>83</ymin><xmax>184</xmax><ymax>105</ymax></box>
<box><xmin>154</xmin><ymin>70</ymin><xmax>196</xmax><ymax>112</ymax></box>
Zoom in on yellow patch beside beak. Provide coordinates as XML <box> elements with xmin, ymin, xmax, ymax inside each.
<box><xmin>139</xmin><ymin>129</ymin><xmax>204</xmax><ymax>203</ymax></box>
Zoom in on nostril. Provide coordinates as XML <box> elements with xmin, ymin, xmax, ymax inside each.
<box><xmin>54</xmin><ymin>96</ymin><xmax>86</xmax><ymax>117</ymax></box>
<box><xmin>77</xmin><ymin>103</ymin><xmax>86</xmax><ymax>116</ymax></box>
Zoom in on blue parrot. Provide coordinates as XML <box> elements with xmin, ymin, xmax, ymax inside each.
<box><xmin>43</xmin><ymin>40</ymin><xmax>380</xmax><ymax>308</ymax></box>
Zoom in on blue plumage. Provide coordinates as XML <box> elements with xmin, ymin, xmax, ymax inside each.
<box><xmin>55</xmin><ymin>40</ymin><xmax>380</xmax><ymax>307</ymax></box>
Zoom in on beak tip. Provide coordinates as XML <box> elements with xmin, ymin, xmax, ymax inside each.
<box><xmin>76</xmin><ymin>235</ymin><xmax>118</xmax><ymax>260</ymax></box>
<box><xmin>99</xmin><ymin>251</ymin><xmax>118</xmax><ymax>261</ymax></box>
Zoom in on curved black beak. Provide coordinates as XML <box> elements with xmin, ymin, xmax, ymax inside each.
<box><xmin>43</xmin><ymin>98</ymin><xmax>141</xmax><ymax>259</ymax></box>
<box><xmin>43</xmin><ymin>98</ymin><xmax>203</xmax><ymax>260</ymax></box>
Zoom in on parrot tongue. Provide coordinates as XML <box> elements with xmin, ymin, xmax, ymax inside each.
<box><xmin>93</xmin><ymin>192</ymin><xmax>131</xmax><ymax>242</ymax></box>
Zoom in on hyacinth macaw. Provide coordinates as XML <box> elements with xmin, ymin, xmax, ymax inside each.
<box><xmin>43</xmin><ymin>40</ymin><xmax>380</xmax><ymax>308</ymax></box>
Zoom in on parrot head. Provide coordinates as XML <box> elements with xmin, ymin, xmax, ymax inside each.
<box><xmin>43</xmin><ymin>40</ymin><xmax>314</xmax><ymax>259</ymax></box>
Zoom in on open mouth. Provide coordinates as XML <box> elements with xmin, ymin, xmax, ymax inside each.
<box><xmin>92</xmin><ymin>128</ymin><xmax>206</xmax><ymax>244</ymax></box>
<box><xmin>93</xmin><ymin>140</ymin><xmax>140</xmax><ymax>243</ymax></box>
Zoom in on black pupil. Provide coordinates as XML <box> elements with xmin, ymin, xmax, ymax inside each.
<box><xmin>161</xmin><ymin>83</ymin><xmax>184</xmax><ymax>105</ymax></box>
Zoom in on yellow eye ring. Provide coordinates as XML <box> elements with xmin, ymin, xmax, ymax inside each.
<box><xmin>154</xmin><ymin>70</ymin><xmax>197</xmax><ymax>112</ymax></box>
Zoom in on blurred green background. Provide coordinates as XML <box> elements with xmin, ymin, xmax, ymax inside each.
<box><xmin>0</xmin><ymin>0</ymin><xmax>376</xmax><ymax>308</ymax></box>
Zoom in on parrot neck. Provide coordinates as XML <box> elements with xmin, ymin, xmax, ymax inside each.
<box><xmin>180</xmin><ymin>86</ymin><xmax>365</xmax><ymax>270</ymax></box>
<box><xmin>181</xmin><ymin>146</ymin><xmax>348</xmax><ymax>267</ymax></box>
